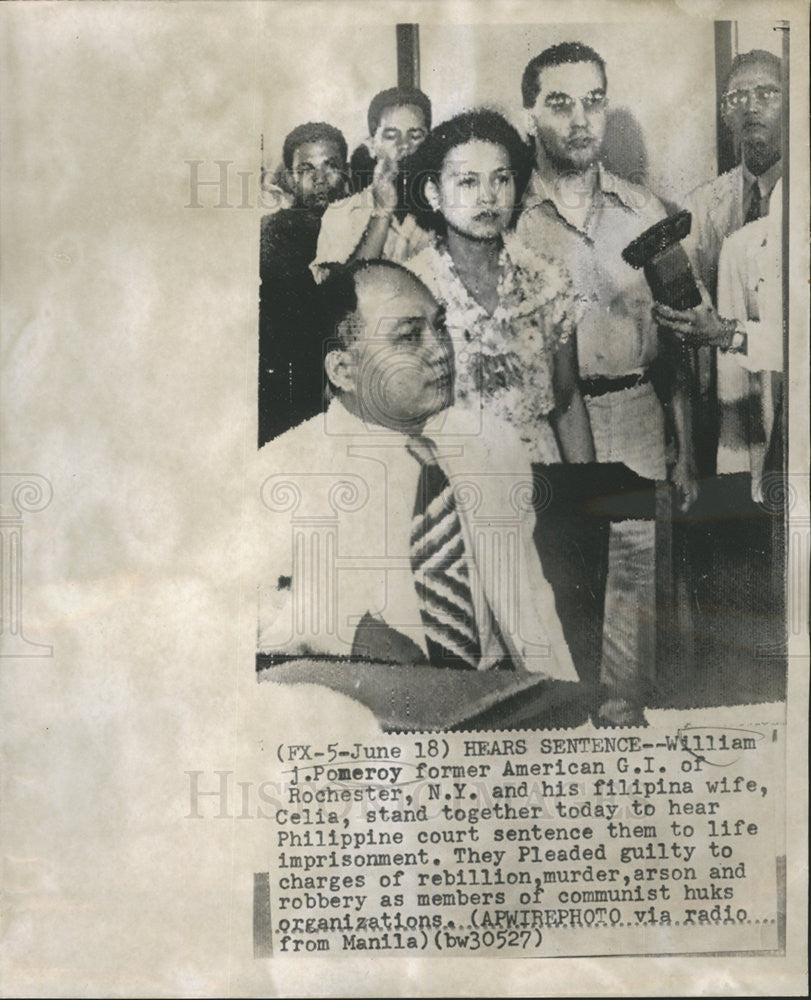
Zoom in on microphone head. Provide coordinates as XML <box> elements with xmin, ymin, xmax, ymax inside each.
<box><xmin>622</xmin><ymin>210</ymin><xmax>701</xmax><ymax>310</ymax></box>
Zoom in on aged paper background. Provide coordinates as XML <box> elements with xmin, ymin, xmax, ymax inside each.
<box><xmin>1</xmin><ymin>0</ymin><xmax>808</xmax><ymax>995</ymax></box>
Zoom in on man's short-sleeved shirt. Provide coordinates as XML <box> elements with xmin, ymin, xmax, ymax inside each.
<box><xmin>516</xmin><ymin>164</ymin><xmax>666</xmax><ymax>378</ymax></box>
<box><xmin>311</xmin><ymin>189</ymin><xmax>429</xmax><ymax>281</ymax></box>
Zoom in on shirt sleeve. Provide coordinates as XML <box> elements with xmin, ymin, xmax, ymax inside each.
<box><xmin>310</xmin><ymin>194</ymin><xmax>370</xmax><ymax>281</ymax></box>
<box><xmin>718</xmin><ymin>228</ymin><xmax>783</xmax><ymax>373</ymax></box>
<box><xmin>544</xmin><ymin>261</ymin><xmax>579</xmax><ymax>348</ymax></box>
<box><xmin>390</xmin><ymin>214</ymin><xmax>431</xmax><ymax>262</ymax></box>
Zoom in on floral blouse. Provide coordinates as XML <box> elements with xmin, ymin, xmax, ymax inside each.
<box><xmin>406</xmin><ymin>235</ymin><xmax>578</xmax><ymax>462</ymax></box>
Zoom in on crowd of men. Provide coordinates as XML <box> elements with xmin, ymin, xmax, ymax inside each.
<box><xmin>256</xmin><ymin>41</ymin><xmax>786</xmax><ymax>728</ymax></box>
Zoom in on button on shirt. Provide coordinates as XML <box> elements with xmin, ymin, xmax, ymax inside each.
<box><xmin>516</xmin><ymin>165</ymin><xmax>667</xmax><ymax>379</ymax></box>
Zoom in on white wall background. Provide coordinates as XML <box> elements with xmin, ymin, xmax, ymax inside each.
<box><xmin>3</xmin><ymin>4</ymin><xmax>805</xmax><ymax>997</ymax></box>
<box><xmin>257</xmin><ymin>19</ymin><xmax>397</xmax><ymax>176</ymax></box>
<box><xmin>420</xmin><ymin>21</ymin><xmax>718</xmax><ymax>207</ymax></box>
<box><xmin>256</xmin><ymin>18</ymin><xmax>785</xmax><ymax>205</ymax></box>
<box><xmin>736</xmin><ymin>19</ymin><xmax>785</xmax><ymax>56</ymax></box>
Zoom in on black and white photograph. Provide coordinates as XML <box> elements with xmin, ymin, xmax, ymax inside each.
<box><xmin>1</xmin><ymin>1</ymin><xmax>808</xmax><ymax>995</ymax></box>
<box><xmin>255</xmin><ymin>18</ymin><xmax>792</xmax><ymax>733</ymax></box>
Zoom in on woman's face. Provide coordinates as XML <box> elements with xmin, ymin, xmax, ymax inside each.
<box><xmin>429</xmin><ymin>139</ymin><xmax>516</xmax><ymax>241</ymax></box>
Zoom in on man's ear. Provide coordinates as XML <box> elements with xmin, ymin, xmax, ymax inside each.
<box><xmin>424</xmin><ymin>178</ymin><xmax>441</xmax><ymax>213</ymax></box>
<box><xmin>324</xmin><ymin>347</ymin><xmax>356</xmax><ymax>394</ymax></box>
<box><xmin>280</xmin><ymin>168</ymin><xmax>304</xmax><ymax>203</ymax></box>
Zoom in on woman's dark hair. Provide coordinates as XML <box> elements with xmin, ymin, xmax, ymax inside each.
<box><xmin>405</xmin><ymin>109</ymin><xmax>534</xmax><ymax>236</ymax></box>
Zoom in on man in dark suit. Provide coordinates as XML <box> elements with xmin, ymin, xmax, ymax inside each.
<box><xmin>259</xmin><ymin>122</ymin><xmax>349</xmax><ymax>445</ymax></box>
<box><xmin>653</xmin><ymin>49</ymin><xmax>783</xmax><ymax>474</ymax></box>
<box><xmin>652</xmin><ymin>50</ymin><xmax>786</xmax><ymax>699</ymax></box>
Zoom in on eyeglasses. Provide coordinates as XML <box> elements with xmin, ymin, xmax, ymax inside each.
<box><xmin>544</xmin><ymin>90</ymin><xmax>607</xmax><ymax>116</ymax></box>
<box><xmin>722</xmin><ymin>85</ymin><xmax>781</xmax><ymax>111</ymax></box>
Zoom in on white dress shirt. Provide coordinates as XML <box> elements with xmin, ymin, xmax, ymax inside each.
<box><xmin>255</xmin><ymin>399</ymin><xmax>577</xmax><ymax>680</ymax></box>
<box><xmin>310</xmin><ymin>189</ymin><xmax>429</xmax><ymax>282</ymax></box>
<box><xmin>716</xmin><ymin>180</ymin><xmax>783</xmax><ymax>499</ymax></box>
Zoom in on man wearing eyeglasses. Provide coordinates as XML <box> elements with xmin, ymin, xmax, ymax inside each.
<box><xmin>515</xmin><ymin>42</ymin><xmax>697</xmax><ymax>728</ymax></box>
<box><xmin>654</xmin><ymin>51</ymin><xmax>782</xmax><ymax>348</ymax></box>
<box><xmin>650</xmin><ymin>50</ymin><xmax>785</xmax><ymax>687</ymax></box>
<box><xmin>652</xmin><ymin>50</ymin><xmax>783</xmax><ymax>473</ymax></box>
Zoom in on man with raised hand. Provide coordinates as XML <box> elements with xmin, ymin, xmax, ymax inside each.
<box><xmin>311</xmin><ymin>88</ymin><xmax>432</xmax><ymax>278</ymax></box>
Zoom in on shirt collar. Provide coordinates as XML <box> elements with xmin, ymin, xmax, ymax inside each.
<box><xmin>742</xmin><ymin>157</ymin><xmax>782</xmax><ymax>197</ymax></box>
<box><xmin>326</xmin><ymin>397</ymin><xmax>408</xmax><ymax>441</ymax></box>
<box><xmin>326</xmin><ymin>397</ymin><xmax>478</xmax><ymax>450</ymax></box>
<box><xmin>594</xmin><ymin>163</ymin><xmax>637</xmax><ymax>208</ymax></box>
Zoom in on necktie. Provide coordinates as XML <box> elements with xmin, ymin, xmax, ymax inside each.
<box><xmin>744</xmin><ymin>183</ymin><xmax>762</xmax><ymax>224</ymax></box>
<box><xmin>407</xmin><ymin>436</ymin><xmax>481</xmax><ymax>670</ymax></box>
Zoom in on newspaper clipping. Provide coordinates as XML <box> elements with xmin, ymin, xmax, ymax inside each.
<box><xmin>1</xmin><ymin>1</ymin><xmax>808</xmax><ymax>996</ymax></box>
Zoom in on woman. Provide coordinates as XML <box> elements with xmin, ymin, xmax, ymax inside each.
<box><xmin>405</xmin><ymin>109</ymin><xmax>594</xmax><ymax>463</ymax></box>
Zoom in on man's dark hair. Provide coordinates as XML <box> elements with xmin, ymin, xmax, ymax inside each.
<box><xmin>725</xmin><ymin>49</ymin><xmax>781</xmax><ymax>90</ymax></box>
<box><xmin>367</xmin><ymin>87</ymin><xmax>432</xmax><ymax>136</ymax></box>
<box><xmin>315</xmin><ymin>263</ymin><xmax>359</xmax><ymax>352</ymax></box>
<box><xmin>407</xmin><ymin>108</ymin><xmax>534</xmax><ymax>236</ymax></box>
<box><xmin>316</xmin><ymin>259</ymin><xmax>422</xmax><ymax>352</ymax></box>
<box><xmin>521</xmin><ymin>41</ymin><xmax>607</xmax><ymax>108</ymax></box>
<box><xmin>281</xmin><ymin>121</ymin><xmax>348</xmax><ymax>170</ymax></box>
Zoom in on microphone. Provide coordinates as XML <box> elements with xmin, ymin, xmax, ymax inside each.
<box><xmin>622</xmin><ymin>209</ymin><xmax>702</xmax><ymax>309</ymax></box>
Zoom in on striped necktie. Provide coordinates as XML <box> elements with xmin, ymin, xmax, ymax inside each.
<box><xmin>406</xmin><ymin>436</ymin><xmax>481</xmax><ymax>670</ymax></box>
